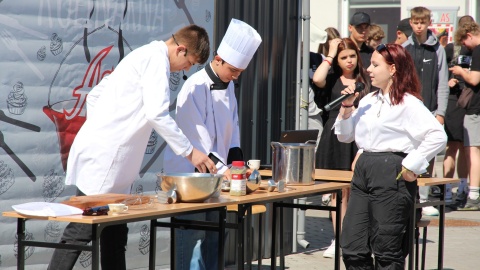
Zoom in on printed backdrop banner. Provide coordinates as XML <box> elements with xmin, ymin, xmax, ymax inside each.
<box><xmin>0</xmin><ymin>0</ymin><xmax>214</xmax><ymax>268</ymax></box>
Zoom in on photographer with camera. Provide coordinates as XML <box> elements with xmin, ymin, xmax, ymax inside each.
<box><xmin>443</xmin><ymin>40</ymin><xmax>471</xmax><ymax>208</ymax></box>
<box><xmin>449</xmin><ymin>20</ymin><xmax>480</xmax><ymax>210</ymax></box>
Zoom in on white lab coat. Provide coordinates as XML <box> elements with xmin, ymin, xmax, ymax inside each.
<box><xmin>163</xmin><ymin>63</ymin><xmax>240</xmax><ymax>174</ymax></box>
<box><xmin>65</xmin><ymin>40</ymin><xmax>193</xmax><ymax>195</ymax></box>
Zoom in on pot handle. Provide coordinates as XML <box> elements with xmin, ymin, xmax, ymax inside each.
<box><xmin>166</xmin><ymin>190</ymin><xmax>177</xmax><ymax>204</ymax></box>
<box><xmin>304</xmin><ymin>140</ymin><xmax>317</xmax><ymax>144</ymax></box>
<box><xmin>271</xmin><ymin>141</ymin><xmax>285</xmax><ymax>149</ymax></box>
<box><xmin>166</xmin><ymin>183</ymin><xmax>177</xmax><ymax>204</ymax></box>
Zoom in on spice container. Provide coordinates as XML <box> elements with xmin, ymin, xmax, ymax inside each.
<box><xmin>230</xmin><ymin>161</ymin><xmax>247</xmax><ymax>196</ymax></box>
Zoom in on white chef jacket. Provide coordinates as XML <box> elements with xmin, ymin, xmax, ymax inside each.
<box><xmin>334</xmin><ymin>91</ymin><xmax>447</xmax><ymax>174</ymax></box>
<box><xmin>65</xmin><ymin>40</ymin><xmax>193</xmax><ymax>195</ymax></box>
<box><xmin>163</xmin><ymin>63</ymin><xmax>240</xmax><ymax>174</ymax></box>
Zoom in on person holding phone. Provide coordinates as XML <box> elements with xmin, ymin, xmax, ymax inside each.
<box><xmin>449</xmin><ymin>21</ymin><xmax>480</xmax><ymax>210</ymax></box>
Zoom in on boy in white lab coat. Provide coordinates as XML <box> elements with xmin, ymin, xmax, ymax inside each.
<box><xmin>163</xmin><ymin>18</ymin><xmax>262</xmax><ymax>270</ymax></box>
<box><xmin>48</xmin><ymin>25</ymin><xmax>216</xmax><ymax>270</ymax></box>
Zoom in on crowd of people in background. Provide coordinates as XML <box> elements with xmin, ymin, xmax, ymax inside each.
<box><xmin>308</xmin><ymin>7</ymin><xmax>480</xmax><ymax>263</ymax></box>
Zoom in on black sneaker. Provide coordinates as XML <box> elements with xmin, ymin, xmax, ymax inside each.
<box><xmin>446</xmin><ymin>200</ymin><xmax>459</xmax><ymax>210</ymax></box>
<box><xmin>458</xmin><ymin>197</ymin><xmax>480</xmax><ymax>211</ymax></box>
<box><xmin>455</xmin><ymin>192</ymin><xmax>468</xmax><ymax>209</ymax></box>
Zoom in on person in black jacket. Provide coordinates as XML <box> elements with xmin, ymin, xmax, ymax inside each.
<box><xmin>402</xmin><ymin>6</ymin><xmax>449</xmax><ymax>217</ymax></box>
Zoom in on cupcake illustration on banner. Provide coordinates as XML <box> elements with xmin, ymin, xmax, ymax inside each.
<box><xmin>138</xmin><ymin>224</ymin><xmax>150</xmax><ymax>255</ymax></box>
<box><xmin>145</xmin><ymin>131</ymin><xmax>157</xmax><ymax>154</ymax></box>
<box><xmin>79</xmin><ymin>251</ymin><xmax>92</xmax><ymax>268</ymax></box>
<box><xmin>49</xmin><ymin>33</ymin><xmax>63</xmax><ymax>56</ymax></box>
<box><xmin>44</xmin><ymin>221</ymin><xmax>61</xmax><ymax>243</ymax></box>
<box><xmin>0</xmin><ymin>160</ymin><xmax>15</xmax><ymax>195</ymax></box>
<box><xmin>7</xmin><ymin>82</ymin><xmax>28</xmax><ymax>115</ymax></box>
<box><xmin>135</xmin><ymin>185</ymin><xmax>144</xmax><ymax>195</ymax></box>
<box><xmin>169</xmin><ymin>72</ymin><xmax>181</xmax><ymax>92</ymax></box>
<box><xmin>205</xmin><ymin>10</ymin><xmax>212</xmax><ymax>22</ymax></box>
<box><xmin>37</xmin><ymin>45</ymin><xmax>47</xmax><ymax>61</ymax></box>
<box><xmin>42</xmin><ymin>169</ymin><xmax>65</xmax><ymax>202</ymax></box>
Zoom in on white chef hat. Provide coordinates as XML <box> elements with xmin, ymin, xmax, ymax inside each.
<box><xmin>217</xmin><ymin>18</ymin><xmax>262</xmax><ymax>69</ymax></box>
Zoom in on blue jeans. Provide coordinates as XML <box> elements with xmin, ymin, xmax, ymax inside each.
<box><xmin>175</xmin><ymin>211</ymin><xmax>219</xmax><ymax>270</ymax></box>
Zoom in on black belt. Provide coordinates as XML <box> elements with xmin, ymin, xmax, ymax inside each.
<box><xmin>363</xmin><ymin>151</ymin><xmax>407</xmax><ymax>158</ymax></box>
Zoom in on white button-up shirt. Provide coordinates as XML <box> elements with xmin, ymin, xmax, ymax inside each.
<box><xmin>334</xmin><ymin>91</ymin><xmax>447</xmax><ymax>174</ymax></box>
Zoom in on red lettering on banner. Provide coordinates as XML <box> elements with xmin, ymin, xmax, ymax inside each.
<box><xmin>440</xmin><ymin>13</ymin><xmax>450</xmax><ymax>23</ymax></box>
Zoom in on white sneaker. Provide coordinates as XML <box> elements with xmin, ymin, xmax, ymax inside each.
<box><xmin>322</xmin><ymin>194</ymin><xmax>332</xmax><ymax>206</ymax></box>
<box><xmin>422</xmin><ymin>206</ymin><xmax>439</xmax><ymax>216</ymax></box>
<box><xmin>323</xmin><ymin>239</ymin><xmax>336</xmax><ymax>258</ymax></box>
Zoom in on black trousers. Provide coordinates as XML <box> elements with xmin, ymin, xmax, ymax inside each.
<box><xmin>48</xmin><ymin>190</ymin><xmax>128</xmax><ymax>270</ymax></box>
<box><xmin>341</xmin><ymin>152</ymin><xmax>417</xmax><ymax>270</ymax></box>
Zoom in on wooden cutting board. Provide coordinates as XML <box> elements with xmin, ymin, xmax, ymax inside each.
<box><xmin>61</xmin><ymin>193</ymin><xmax>149</xmax><ymax>209</ymax></box>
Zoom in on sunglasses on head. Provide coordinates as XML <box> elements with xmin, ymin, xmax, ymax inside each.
<box><xmin>82</xmin><ymin>205</ymin><xmax>109</xmax><ymax>216</ymax></box>
<box><xmin>376</xmin><ymin>44</ymin><xmax>393</xmax><ymax>60</ymax></box>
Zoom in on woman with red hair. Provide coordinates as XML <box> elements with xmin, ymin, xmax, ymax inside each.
<box><xmin>312</xmin><ymin>37</ymin><xmax>371</xmax><ymax>258</ymax></box>
<box><xmin>334</xmin><ymin>44</ymin><xmax>447</xmax><ymax>269</ymax></box>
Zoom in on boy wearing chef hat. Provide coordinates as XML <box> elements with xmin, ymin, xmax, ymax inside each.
<box><xmin>48</xmin><ymin>25</ymin><xmax>216</xmax><ymax>270</ymax></box>
<box><xmin>163</xmin><ymin>18</ymin><xmax>262</xmax><ymax>270</ymax></box>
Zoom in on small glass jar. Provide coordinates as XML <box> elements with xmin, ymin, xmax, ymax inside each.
<box><xmin>230</xmin><ymin>161</ymin><xmax>247</xmax><ymax>196</ymax></box>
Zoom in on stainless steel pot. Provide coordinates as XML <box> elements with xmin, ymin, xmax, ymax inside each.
<box><xmin>271</xmin><ymin>141</ymin><xmax>316</xmax><ymax>185</ymax></box>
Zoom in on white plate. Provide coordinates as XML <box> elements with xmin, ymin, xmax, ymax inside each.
<box><xmin>12</xmin><ymin>202</ymin><xmax>83</xmax><ymax>217</ymax></box>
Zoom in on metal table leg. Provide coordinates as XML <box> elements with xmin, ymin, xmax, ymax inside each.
<box><xmin>17</xmin><ymin>218</ymin><xmax>25</xmax><ymax>270</ymax></box>
<box><xmin>237</xmin><ymin>204</ymin><xmax>245</xmax><ymax>270</ymax></box>
<box><xmin>149</xmin><ymin>220</ymin><xmax>157</xmax><ymax>270</ymax></box>
<box><xmin>91</xmin><ymin>224</ymin><xmax>101</xmax><ymax>270</ymax></box>
<box><xmin>334</xmin><ymin>189</ymin><xmax>342</xmax><ymax>270</ymax></box>
<box><xmin>438</xmin><ymin>184</ymin><xmax>445</xmax><ymax>270</ymax></box>
<box><xmin>408</xmin><ymin>186</ymin><xmax>418</xmax><ymax>270</ymax></box>
<box><xmin>218</xmin><ymin>207</ymin><xmax>226</xmax><ymax>270</ymax></box>
<box><xmin>280</xmin><ymin>203</ymin><xmax>284</xmax><ymax>269</ymax></box>
<box><xmin>246</xmin><ymin>206</ymin><xmax>252</xmax><ymax>270</ymax></box>
<box><xmin>270</xmin><ymin>202</ymin><xmax>277</xmax><ymax>269</ymax></box>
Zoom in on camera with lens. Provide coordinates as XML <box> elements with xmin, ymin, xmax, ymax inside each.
<box><xmin>455</xmin><ymin>55</ymin><xmax>472</xmax><ymax>68</ymax></box>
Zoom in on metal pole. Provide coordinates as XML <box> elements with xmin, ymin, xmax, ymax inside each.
<box><xmin>300</xmin><ymin>0</ymin><xmax>310</xmax><ymax>130</ymax></box>
<box><xmin>296</xmin><ymin>0</ymin><xmax>311</xmax><ymax>250</ymax></box>
<box><xmin>294</xmin><ymin>0</ymin><xmax>302</xmax><ymax>131</ymax></box>
<box><xmin>292</xmin><ymin>0</ymin><xmax>303</xmax><ymax>252</ymax></box>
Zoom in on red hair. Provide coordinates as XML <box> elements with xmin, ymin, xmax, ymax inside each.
<box><xmin>376</xmin><ymin>43</ymin><xmax>422</xmax><ymax>105</ymax></box>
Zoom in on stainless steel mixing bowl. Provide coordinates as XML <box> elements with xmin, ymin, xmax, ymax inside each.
<box><xmin>158</xmin><ymin>173</ymin><xmax>223</xmax><ymax>202</ymax></box>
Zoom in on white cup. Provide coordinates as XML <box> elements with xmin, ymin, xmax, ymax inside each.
<box><xmin>108</xmin><ymin>203</ymin><xmax>128</xmax><ymax>215</ymax></box>
<box><xmin>247</xmin><ymin>159</ymin><xmax>261</xmax><ymax>170</ymax></box>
